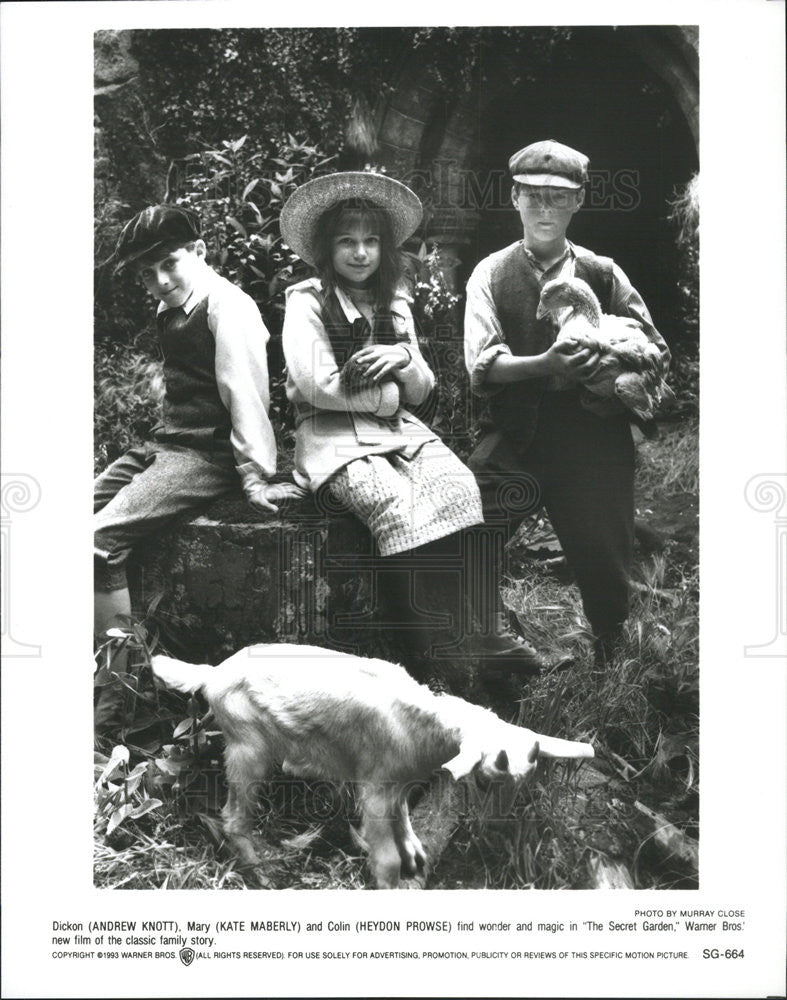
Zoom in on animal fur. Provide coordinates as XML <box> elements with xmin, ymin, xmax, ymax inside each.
<box><xmin>152</xmin><ymin>644</ymin><xmax>594</xmax><ymax>889</ymax></box>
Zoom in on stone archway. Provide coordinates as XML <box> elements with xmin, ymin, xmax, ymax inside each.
<box><xmin>376</xmin><ymin>26</ymin><xmax>698</xmax><ymax>327</ymax></box>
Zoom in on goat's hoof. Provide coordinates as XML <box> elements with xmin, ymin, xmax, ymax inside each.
<box><xmin>399</xmin><ymin>836</ymin><xmax>427</xmax><ymax>875</ymax></box>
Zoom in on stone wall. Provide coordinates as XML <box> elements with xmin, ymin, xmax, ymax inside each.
<box><xmin>128</xmin><ymin>496</ymin><xmax>480</xmax><ymax>695</ymax></box>
<box><xmin>94</xmin><ymin>30</ymin><xmax>166</xmax><ymax>259</ymax></box>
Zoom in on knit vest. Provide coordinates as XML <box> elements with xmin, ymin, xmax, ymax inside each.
<box><xmin>486</xmin><ymin>245</ymin><xmax>614</xmax><ymax>454</ymax></box>
<box><xmin>153</xmin><ymin>297</ymin><xmax>232</xmax><ymax>453</ymax></box>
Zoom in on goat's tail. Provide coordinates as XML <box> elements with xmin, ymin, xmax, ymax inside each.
<box><xmin>151</xmin><ymin>654</ymin><xmax>214</xmax><ymax>695</ymax></box>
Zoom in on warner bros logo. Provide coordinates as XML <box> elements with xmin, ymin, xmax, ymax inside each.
<box><xmin>179</xmin><ymin>946</ymin><xmax>195</xmax><ymax>967</ymax></box>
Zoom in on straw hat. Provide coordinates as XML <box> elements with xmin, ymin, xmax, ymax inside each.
<box><xmin>279</xmin><ymin>171</ymin><xmax>423</xmax><ymax>266</ymax></box>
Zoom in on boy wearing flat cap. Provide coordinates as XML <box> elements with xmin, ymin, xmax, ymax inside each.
<box><xmin>464</xmin><ymin>140</ymin><xmax>670</xmax><ymax>664</ymax></box>
<box><xmin>95</xmin><ymin>205</ymin><xmax>302</xmax><ymax>729</ymax></box>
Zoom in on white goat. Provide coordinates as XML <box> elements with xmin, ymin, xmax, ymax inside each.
<box><xmin>152</xmin><ymin>643</ymin><xmax>594</xmax><ymax>888</ymax></box>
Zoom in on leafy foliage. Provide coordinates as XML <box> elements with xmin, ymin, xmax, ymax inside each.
<box><xmin>171</xmin><ymin>133</ymin><xmax>335</xmax><ymax>330</ymax></box>
<box><xmin>408</xmin><ymin>246</ymin><xmax>473</xmax><ymax>455</ymax></box>
<box><xmin>665</xmin><ymin>173</ymin><xmax>699</xmax><ymax>413</ymax></box>
<box><xmin>94</xmin><ymin>340</ymin><xmax>163</xmax><ymax>474</ymax></box>
<box><xmin>94</xmin><ymin>621</ymin><xmax>224</xmax><ymax>843</ymax></box>
<box><xmin>130</xmin><ymin>28</ymin><xmax>574</xmax><ymax>163</ymax></box>
<box><xmin>412</xmin><ymin>246</ymin><xmax>461</xmax><ymax>322</ymax></box>
<box><xmin>95</xmin><ymin>744</ymin><xmax>163</xmax><ymax>837</ymax></box>
<box><xmin>131</xmin><ymin>29</ymin><xmax>407</xmax><ymax>160</ymax></box>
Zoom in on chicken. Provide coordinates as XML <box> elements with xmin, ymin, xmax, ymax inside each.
<box><xmin>536</xmin><ymin>276</ymin><xmax>674</xmax><ymax>421</ymax></box>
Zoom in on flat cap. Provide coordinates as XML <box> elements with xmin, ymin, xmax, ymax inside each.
<box><xmin>509</xmin><ymin>140</ymin><xmax>589</xmax><ymax>189</ymax></box>
<box><xmin>112</xmin><ymin>205</ymin><xmax>202</xmax><ymax>269</ymax></box>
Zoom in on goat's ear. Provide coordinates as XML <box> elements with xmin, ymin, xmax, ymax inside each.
<box><xmin>527</xmin><ymin>741</ymin><xmax>540</xmax><ymax>765</ymax></box>
<box><xmin>494</xmin><ymin>749</ymin><xmax>510</xmax><ymax>772</ymax></box>
<box><xmin>443</xmin><ymin>745</ymin><xmax>482</xmax><ymax>780</ymax></box>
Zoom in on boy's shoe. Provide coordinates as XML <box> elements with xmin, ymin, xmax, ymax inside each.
<box><xmin>481</xmin><ymin>613</ymin><xmax>576</xmax><ymax>679</ymax></box>
<box><xmin>477</xmin><ymin>614</ymin><xmax>547</xmax><ymax>678</ymax></box>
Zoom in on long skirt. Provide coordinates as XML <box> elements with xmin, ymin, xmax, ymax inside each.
<box><xmin>324</xmin><ymin>440</ymin><xmax>483</xmax><ymax>556</ymax></box>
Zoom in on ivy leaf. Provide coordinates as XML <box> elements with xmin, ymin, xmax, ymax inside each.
<box><xmin>93</xmin><ymin>666</ymin><xmax>113</xmax><ymax>686</ymax></box>
<box><xmin>145</xmin><ymin>592</ymin><xmax>165</xmax><ymax>617</ymax></box>
<box><xmin>107</xmin><ymin>802</ymin><xmax>135</xmax><ymax>835</ymax></box>
<box><xmin>128</xmin><ymin>622</ymin><xmax>147</xmax><ymax>646</ymax></box>
<box><xmin>226</xmin><ymin>216</ymin><xmax>247</xmax><ymax>237</ymax></box>
<box><xmin>97</xmin><ymin>744</ymin><xmax>130</xmax><ymax>785</ymax></box>
<box><xmin>172</xmin><ymin>718</ymin><xmax>193</xmax><ymax>739</ymax></box>
<box><xmin>124</xmin><ymin>773</ymin><xmax>144</xmax><ymax>796</ymax></box>
<box><xmin>155</xmin><ymin>756</ymin><xmax>184</xmax><ymax>776</ymax></box>
<box><xmin>129</xmin><ymin>798</ymin><xmax>164</xmax><ymax>819</ymax></box>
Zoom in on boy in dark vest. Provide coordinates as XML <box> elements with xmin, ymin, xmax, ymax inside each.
<box><xmin>95</xmin><ymin>205</ymin><xmax>304</xmax><ymax>730</ymax></box>
<box><xmin>464</xmin><ymin>140</ymin><xmax>670</xmax><ymax>665</ymax></box>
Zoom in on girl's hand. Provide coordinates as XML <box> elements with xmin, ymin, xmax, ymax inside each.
<box><xmin>246</xmin><ymin>482</ymin><xmax>307</xmax><ymax>513</ymax></box>
<box><xmin>543</xmin><ymin>339</ymin><xmax>601</xmax><ymax>381</ymax></box>
<box><xmin>350</xmin><ymin>344</ymin><xmax>411</xmax><ymax>383</ymax></box>
<box><xmin>339</xmin><ymin>353</ymin><xmax>372</xmax><ymax>392</ymax></box>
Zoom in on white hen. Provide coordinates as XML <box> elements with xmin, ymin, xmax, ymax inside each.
<box><xmin>536</xmin><ymin>276</ymin><xmax>674</xmax><ymax>421</ymax></box>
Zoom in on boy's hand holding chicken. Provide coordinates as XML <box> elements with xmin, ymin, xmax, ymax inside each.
<box><xmin>542</xmin><ymin>337</ymin><xmax>603</xmax><ymax>382</ymax></box>
<box><xmin>537</xmin><ymin>276</ymin><xmax>674</xmax><ymax>421</ymax></box>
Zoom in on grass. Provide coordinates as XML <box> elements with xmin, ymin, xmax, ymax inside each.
<box><xmin>94</xmin><ymin>418</ymin><xmax>699</xmax><ymax>891</ymax></box>
<box><xmin>444</xmin><ymin>417</ymin><xmax>700</xmax><ymax>890</ymax></box>
<box><xmin>636</xmin><ymin>416</ymin><xmax>699</xmax><ymax>498</ymax></box>
<box><xmin>440</xmin><ymin>549</ymin><xmax>699</xmax><ymax>890</ymax></box>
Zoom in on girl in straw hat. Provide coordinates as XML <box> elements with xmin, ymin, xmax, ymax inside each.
<box><xmin>280</xmin><ymin>171</ymin><xmax>546</xmax><ymax>680</ymax></box>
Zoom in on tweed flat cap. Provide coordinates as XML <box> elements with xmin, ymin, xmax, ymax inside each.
<box><xmin>279</xmin><ymin>171</ymin><xmax>422</xmax><ymax>266</ymax></box>
<box><xmin>112</xmin><ymin>205</ymin><xmax>202</xmax><ymax>269</ymax></box>
<box><xmin>509</xmin><ymin>140</ymin><xmax>589</xmax><ymax>189</ymax></box>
